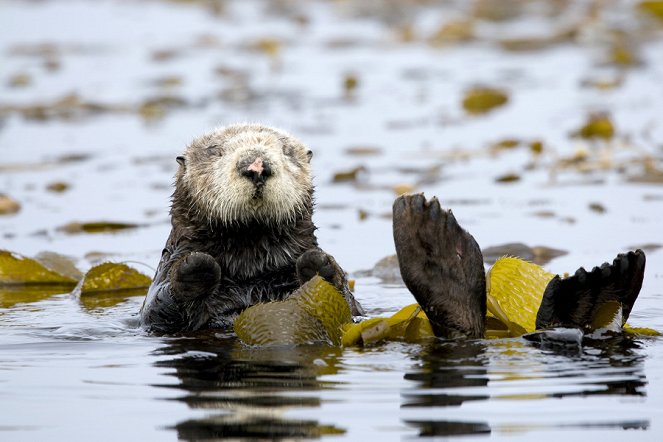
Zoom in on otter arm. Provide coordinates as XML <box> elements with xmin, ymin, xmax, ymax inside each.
<box><xmin>140</xmin><ymin>232</ymin><xmax>220</xmax><ymax>333</ymax></box>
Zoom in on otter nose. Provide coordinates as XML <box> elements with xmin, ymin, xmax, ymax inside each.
<box><xmin>240</xmin><ymin>157</ymin><xmax>272</xmax><ymax>185</ymax></box>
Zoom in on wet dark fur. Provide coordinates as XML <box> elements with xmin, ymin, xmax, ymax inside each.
<box><xmin>140</xmin><ymin>130</ymin><xmax>360</xmax><ymax>334</ymax></box>
<box><xmin>392</xmin><ymin>194</ymin><xmax>486</xmax><ymax>339</ymax></box>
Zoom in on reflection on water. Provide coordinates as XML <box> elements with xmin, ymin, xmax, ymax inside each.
<box><xmin>402</xmin><ymin>340</ymin><xmax>491</xmax><ymax>437</ymax></box>
<box><xmin>153</xmin><ymin>331</ymin><xmax>346</xmax><ymax>439</ymax></box>
<box><xmin>399</xmin><ymin>336</ymin><xmax>649</xmax><ymax>438</ymax></box>
<box><xmin>147</xmin><ymin>332</ymin><xmax>651</xmax><ymax>439</ymax></box>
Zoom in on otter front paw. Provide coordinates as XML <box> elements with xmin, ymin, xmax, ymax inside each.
<box><xmin>170</xmin><ymin>252</ymin><xmax>221</xmax><ymax>300</ymax></box>
<box><xmin>393</xmin><ymin>194</ymin><xmax>486</xmax><ymax>339</ymax></box>
<box><xmin>296</xmin><ymin>249</ymin><xmax>337</xmax><ymax>284</ymax></box>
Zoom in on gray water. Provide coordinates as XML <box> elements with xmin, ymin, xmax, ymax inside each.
<box><xmin>2</xmin><ymin>0</ymin><xmax>663</xmax><ymax>440</ymax></box>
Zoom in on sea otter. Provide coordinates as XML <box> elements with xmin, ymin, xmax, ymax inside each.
<box><xmin>140</xmin><ymin>123</ymin><xmax>363</xmax><ymax>334</ymax></box>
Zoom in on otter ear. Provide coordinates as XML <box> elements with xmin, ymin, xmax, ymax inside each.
<box><xmin>306</xmin><ymin>150</ymin><xmax>313</xmax><ymax>163</ymax></box>
<box><xmin>176</xmin><ymin>156</ymin><xmax>185</xmax><ymax>167</ymax></box>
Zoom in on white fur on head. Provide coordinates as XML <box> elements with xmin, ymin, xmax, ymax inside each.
<box><xmin>179</xmin><ymin>123</ymin><xmax>313</xmax><ymax>226</ymax></box>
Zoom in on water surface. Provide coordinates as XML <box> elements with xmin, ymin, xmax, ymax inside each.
<box><xmin>2</xmin><ymin>0</ymin><xmax>663</xmax><ymax>440</ymax></box>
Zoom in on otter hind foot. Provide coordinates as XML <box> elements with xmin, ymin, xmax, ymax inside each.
<box><xmin>393</xmin><ymin>194</ymin><xmax>486</xmax><ymax>339</ymax></box>
<box><xmin>170</xmin><ymin>251</ymin><xmax>222</xmax><ymax>300</ymax></box>
<box><xmin>536</xmin><ymin>249</ymin><xmax>646</xmax><ymax>330</ymax></box>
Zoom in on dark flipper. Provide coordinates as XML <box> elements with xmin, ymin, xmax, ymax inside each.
<box><xmin>393</xmin><ymin>194</ymin><xmax>486</xmax><ymax>339</ymax></box>
<box><xmin>296</xmin><ymin>248</ymin><xmax>365</xmax><ymax>316</ymax></box>
<box><xmin>535</xmin><ymin>249</ymin><xmax>646</xmax><ymax>330</ymax></box>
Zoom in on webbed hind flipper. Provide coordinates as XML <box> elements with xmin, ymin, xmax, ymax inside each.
<box><xmin>392</xmin><ymin>194</ymin><xmax>486</xmax><ymax>339</ymax></box>
<box><xmin>535</xmin><ymin>249</ymin><xmax>646</xmax><ymax>330</ymax></box>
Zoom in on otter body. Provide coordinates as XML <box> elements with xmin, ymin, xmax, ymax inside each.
<box><xmin>141</xmin><ymin>123</ymin><xmax>362</xmax><ymax>334</ymax></box>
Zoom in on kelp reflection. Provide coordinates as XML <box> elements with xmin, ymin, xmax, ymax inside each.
<box><xmin>153</xmin><ymin>332</ymin><xmax>345</xmax><ymax>439</ymax></box>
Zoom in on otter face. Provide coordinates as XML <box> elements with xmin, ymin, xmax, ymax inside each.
<box><xmin>177</xmin><ymin>123</ymin><xmax>314</xmax><ymax>226</ymax></box>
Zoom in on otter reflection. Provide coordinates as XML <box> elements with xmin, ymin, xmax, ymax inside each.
<box><xmin>402</xmin><ymin>335</ymin><xmax>649</xmax><ymax>437</ymax></box>
<box><xmin>402</xmin><ymin>340</ymin><xmax>492</xmax><ymax>437</ymax></box>
<box><xmin>152</xmin><ymin>331</ymin><xmax>345</xmax><ymax>440</ymax></box>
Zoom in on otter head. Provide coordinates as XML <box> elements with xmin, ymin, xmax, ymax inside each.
<box><xmin>175</xmin><ymin>123</ymin><xmax>314</xmax><ymax>226</ymax></box>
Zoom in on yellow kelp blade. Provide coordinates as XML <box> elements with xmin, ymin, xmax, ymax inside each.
<box><xmin>235</xmin><ymin>276</ymin><xmax>351</xmax><ymax>347</ymax></box>
<box><xmin>624</xmin><ymin>324</ymin><xmax>661</xmax><ymax>337</ymax></box>
<box><xmin>486</xmin><ymin>257</ymin><xmax>555</xmax><ymax>336</ymax></box>
<box><xmin>294</xmin><ymin>276</ymin><xmax>352</xmax><ymax>345</ymax></box>
<box><xmin>0</xmin><ymin>249</ymin><xmax>79</xmax><ymax>286</ymax></box>
<box><xmin>341</xmin><ymin>303</ymin><xmax>434</xmax><ymax>346</ymax></box>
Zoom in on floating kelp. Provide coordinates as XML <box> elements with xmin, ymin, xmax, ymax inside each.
<box><xmin>0</xmin><ymin>249</ymin><xmax>79</xmax><ymax>286</ymax></box>
<box><xmin>608</xmin><ymin>43</ymin><xmax>639</xmax><ymax>67</ymax></box>
<box><xmin>8</xmin><ymin>73</ymin><xmax>31</xmax><ymax>88</ymax></box>
<box><xmin>572</xmin><ymin>113</ymin><xmax>615</xmax><ymax>140</ymax></box>
<box><xmin>74</xmin><ymin>262</ymin><xmax>152</xmax><ymax>309</ymax></box>
<box><xmin>486</xmin><ymin>258</ymin><xmax>555</xmax><ymax>335</ymax></box>
<box><xmin>639</xmin><ymin>1</ymin><xmax>663</xmax><ymax>21</ymax></box>
<box><xmin>75</xmin><ymin>262</ymin><xmax>152</xmax><ymax>296</ymax></box>
<box><xmin>342</xmin><ymin>73</ymin><xmax>359</xmax><ymax>98</ymax></box>
<box><xmin>589</xmin><ymin>202</ymin><xmax>607</xmax><ymax>214</ymax></box>
<box><xmin>33</xmin><ymin>251</ymin><xmax>83</xmax><ymax>281</ymax></box>
<box><xmin>58</xmin><ymin>221</ymin><xmax>141</xmax><ymax>234</ymax></box>
<box><xmin>331</xmin><ymin>166</ymin><xmax>367</xmax><ymax>183</ymax></box>
<box><xmin>462</xmin><ymin>87</ymin><xmax>509</xmax><ymax>115</ymax></box>
<box><xmin>138</xmin><ymin>95</ymin><xmax>188</xmax><ymax>121</ymax></box>
<box><xmin>428</xmin><ymin>19</ymin><xmax>474</xmax><ymax>47</ymax></box>
<box><xmin>0</xmin><ymin>93</ymin><xmax>129</xmax><ymax>121</ymax></box>
<box><xmin>341</xmin><ymin>304</ymin><xmax>434</xmax><ymax>346</ymax></box>
<box><xmin>0</xmin><ymin>250</ymin><xmax>79</xmax><ymax>307</ymax></box>
<box><xmin>0</xmin><ymin>248</ymin><xmax>151</xmax><ymax>309</ymax></box>
<box><xmin>247</xmin><ymin>38</ymin><xmax>282</xmax><ymax>57</ymax></box>
<box><xmin>626</xmin><ymin>157</ymin><xmax>663</xmax><ymax>183</ymax></box>
<box><xmin>0</xmin><ymin>194</ymin><xmax>20</xmax><ymax>215</ymax></box>
<box><xmin>498</xmin><ymin>29</ymin><xmax>575</xmax><ymax>52</ymax></box>
<box><xmin>495</xmin><ymin>172</ymin><xmax>521</xmax><ymax>183</ymax></box>
<box><xmin>234</xmin><ymin>276</ymin><xmax>351</xmax><ymax>346</ymax></box>
<box><xmin>46</xmin><ymin>182</ymin><xmax>70</xmax><ymax>193</ymax></box>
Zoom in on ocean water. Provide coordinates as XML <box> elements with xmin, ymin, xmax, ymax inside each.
<box><xmin>1</xmin><ymin>1</ymin><xmax>663</xmax><ymax>440</ymax></box>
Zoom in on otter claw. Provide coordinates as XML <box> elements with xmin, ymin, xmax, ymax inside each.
<box><xmin>429</xmin><ymin>197</ymin><xmax>441</xmax><ymax>220</ymax></box>
<box><xmin>411</xmin><ymin>193</ymin><xmax>425</xmax><ymax>212</ymax></box>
